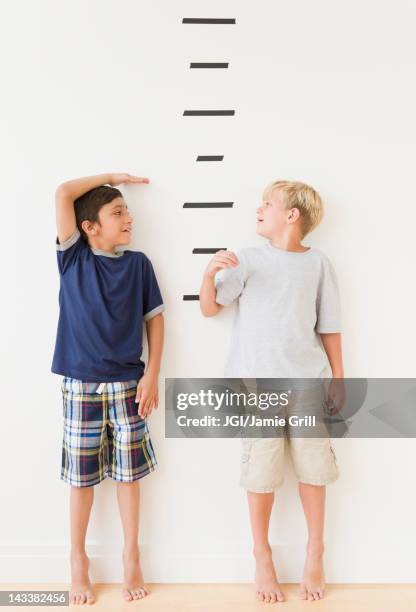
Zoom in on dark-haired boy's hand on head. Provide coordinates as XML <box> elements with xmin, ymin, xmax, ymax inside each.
<box><xmin>108</xmin><ymin>173</ymin><xmax>150</xmax><ymax>187</ymax></box>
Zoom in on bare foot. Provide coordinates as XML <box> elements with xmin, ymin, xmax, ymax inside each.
<box><xmin>254</xmin><ymin>546</ymin><xmax>285</xmax><ymax>603</ymax></box>
<box><xmin>70</xmin><ymin>552</ymin><xmax>95</xmax><ymax>605</ymax></box>
<box><xmin>122</xmin><ymin>547</ymin><xmax>150</xmax><ymax>602</ymax></box>
<box><xmin>299</xmin><ymin>544</ymin><xmax>325</xmax><ymax>601</ymax></box>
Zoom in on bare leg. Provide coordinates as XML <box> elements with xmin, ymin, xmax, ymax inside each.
<box><xmin>298</xmin><ymin>483</ymin><xmax>326</xmax><ymax>601</ymax></box>
<box><xmin>116</xmin><ymin>481</ymin><xmax>149</xmax><ymax>601</ymax></box>
<box><xmin>69</xmin><ymin>485</ymin><xmax>96</xmax><ymax>605</ymax></box>
<box><xmin>247</xmin><ymin>491</ymin><xmax>285</xmax><ymax>604</ymax></box>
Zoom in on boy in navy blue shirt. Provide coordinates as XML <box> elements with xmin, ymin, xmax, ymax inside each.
<box><xmin>52</xmin><ymin>172</ymin><xmax>164</xmax><ymax>604</ymax></box>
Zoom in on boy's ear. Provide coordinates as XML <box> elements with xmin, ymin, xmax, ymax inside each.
<box><xmin>81</xmin><ymin>219</ymin><xmax>96</xmax><ymax>236</ymax></box>
<box><xmin>287</xmin><ymin>207</ymin><xmax>300</xmax><ymax>222</ymax></box>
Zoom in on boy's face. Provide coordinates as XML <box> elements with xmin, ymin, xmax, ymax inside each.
<box><xmin>256</xmin><ymin>187</ymin><xmax>292</xmax><ymax>238</ymax></box>
<box><xmin>95</xmin><ymin>197</ymin><xmax>133</xmax><ymax>245</ymax></box>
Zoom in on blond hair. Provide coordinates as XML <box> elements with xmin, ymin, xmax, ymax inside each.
<box><xmin>264</xmin><ymin>180</ymin><xmax>324</xmax><ymax>237</ymax></box>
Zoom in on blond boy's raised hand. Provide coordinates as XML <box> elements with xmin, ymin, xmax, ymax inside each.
<box><xmin>204</xmin><ymin>250</ymin><xmax>240</xmax><ymax>278</ymax></box>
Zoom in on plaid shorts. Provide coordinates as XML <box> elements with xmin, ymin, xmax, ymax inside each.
<box><xmin>61</xmin><ymin>377</ymin><xmax>157</xmax><ymax>487</ymax></box>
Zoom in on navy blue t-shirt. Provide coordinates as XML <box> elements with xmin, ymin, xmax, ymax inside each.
<box><xmin>51</xmin><ymin>227</ymin><xmax>165</xmax><ymax>382</ymax></box>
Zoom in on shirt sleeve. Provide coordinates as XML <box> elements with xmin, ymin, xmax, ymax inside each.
<box><xmin>55</xmin><ymin>227</ymin><xmax>85</xmax><ymax>275</ymax></box>
<box><xmin>214</xmin><ymin>249</ymin><xmax>248</xmax><ymax>306</ymax></box>
<box><xmin>315</xmin><ymin>255</ymin><xmax>342</xmax><ymax>333</ymax></box>
<box><xmin>142</xmin><ymin>255</ymin><xmax>165</xmax><ymax>321</ymax></box>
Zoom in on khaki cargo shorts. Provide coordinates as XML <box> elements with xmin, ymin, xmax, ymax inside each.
<box><xmin>239</xmin><ymin>382</ymin><xmax>339</xmax><ymax>492</ymax></box>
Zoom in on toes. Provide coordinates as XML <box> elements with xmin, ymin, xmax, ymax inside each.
<box><xmin>122</xmin><ymin>586</ymin><xmax>149</xmax><ymax>601</ymax></box>
<box><xmin>301</xmin><ymin>581</ymin><xmax>325</xmax><ymax>601</ymax></box>
<box><xmin>309</xmin><ymin>587</ymin><xmax>322</xmax><ymax>601</ymax></box>
<box><xmin>256</xmin><ymin>588</ymin><xmax>284</xmax><ymax>603</ymax></box>
<box><xmin>276</xmin><ymin>591</ymin><xmax>285</xmax><ymax>602</ymax></box>
<box><xmin>256</xmin><ymin>590</ymin><xmax>265</xmax><ymax>602</ymax></box>
<box><xmin>122</xmin><ymin>589</ymin><xmax>133</xmax><ymax>601</ymax></box>
<box><xmin>132</xmin><ymin>587</ymin><xmax>147</xmax><ymax>600</ymax></box>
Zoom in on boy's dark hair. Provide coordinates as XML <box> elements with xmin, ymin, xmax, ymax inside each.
<box><xmin>74</xmin><ymin>185</ymin><xmax>123</xmax><ymax>243</ymax></box>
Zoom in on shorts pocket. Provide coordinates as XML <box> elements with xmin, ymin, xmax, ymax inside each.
<box><xmin>61</xmin><ymin>377</ymin><xmax>82</xmax><ymax>394</ymax></box>
<box><xmin>329</xmin><ymin>442</ymin><xmax>338</xmax><ymax>467</ymax></box>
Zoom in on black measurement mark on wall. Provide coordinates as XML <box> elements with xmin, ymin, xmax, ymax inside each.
<box><xmin>183</xmin><ymin>294</ymin><xmax>200</xmax><ymax>301</ymax></box>
<box><xmin>190</xmin><ymin>62</ymin><xmax>229</xmax><ymax>69</ymax></box>
<box><xmin>196</xmin><ymin>155</ymin><xmax>224</xmax><ymax>162</ymax></box>
<box><xmin>183</xmin><ymin>110</ymin><xmax>235</xmax><ymax>116</ymax></box>
<box><xmin>182</xmin><ymin>18</ymin><xmax>236</xmax><ymax>25</ymax></box>
<box><xmin>192</xmin><ymin>248</ymin><xmax>226</xmax><ymax>254</ymax></box>
<box><xmin>183</xmin><ymin>202</ymin><xmax>233</xmax><ymax>209</ymax></box>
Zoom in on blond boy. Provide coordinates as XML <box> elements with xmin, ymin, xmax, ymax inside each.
<box><xmin>199</xmin><ymin>181</ymin><xmax>345</xmax><ymax>603</ymax></box>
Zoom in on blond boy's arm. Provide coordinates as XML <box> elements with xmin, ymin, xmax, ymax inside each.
<box><xmin>199</xmin><ymin>272</ymin><xmax>223</xmax><ymax>317</ymax></box>
<box><xmin>199</xmin><ymin>250</ymin><xmax>240</xmax><ymax>317</ymax></box>
<box><xmin>320</xmin><ymin>332</ymin><xmax>344</xmax><ymax>377</ymax></box>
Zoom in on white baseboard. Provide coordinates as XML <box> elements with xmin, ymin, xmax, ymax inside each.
<box><xmin>0</xmin><ymin>542</ymin><xmax>414</xmax><ymax>583</ymax></box>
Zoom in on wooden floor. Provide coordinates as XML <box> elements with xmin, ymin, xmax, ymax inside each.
<box><xmin>2</xmin><ymin>583</ymin><xmax>416</xmax><ymax>611</ymax></box>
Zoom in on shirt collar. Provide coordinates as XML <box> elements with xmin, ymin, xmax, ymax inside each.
<box><xmin>90</xmin><ymin>247</ymin><xmax>125</xmax><ymax>258</ymax></box>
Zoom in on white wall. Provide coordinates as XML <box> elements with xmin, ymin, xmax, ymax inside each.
<box><xmin>1</xmin><ymin>0</ymin><xmax>415</xmax><ymax>583</ymax></box>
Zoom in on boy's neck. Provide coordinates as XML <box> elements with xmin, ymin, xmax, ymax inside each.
<box><xmin>88</xmin><ymin>237</ymin><xmax>118</xmax><ymax>255</ymax></box>
<box><xmin>268</xmin><ymin>234</ymin><xmax>308</xmax><ymax>253</ymax></box>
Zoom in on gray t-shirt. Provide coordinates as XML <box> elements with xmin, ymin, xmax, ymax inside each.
<box><xmin>214</xmin><ymin>242</ymin><xmax>341</xmax><ymax>380</ymax></box>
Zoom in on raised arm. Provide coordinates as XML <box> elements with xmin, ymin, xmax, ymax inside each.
<box><xmin>55</xmin><ymin>173</ymin><xmax>111</xmax><ymax>244</ymax></box>
<box><xmin>199</xmin><ymin>250</ymin><xmax>239</xmax><ymax>316</ymax></box>
<box><xmin>55</xmin><ymin>172</ymin><xmax>149</xmax><ymax>244</ymax></box>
